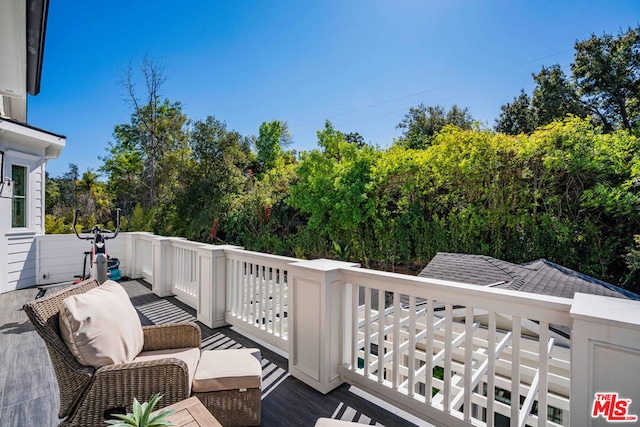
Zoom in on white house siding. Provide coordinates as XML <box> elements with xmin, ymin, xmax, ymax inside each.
<box><xmin>6</xmin><ymin>231</ymin><xmax>37</xmax><ymax>288</ymax></box>
<box><xmin>1</xmin><ymin>142</ymin><xmax>51</xmax><ymax>292</ymax></box>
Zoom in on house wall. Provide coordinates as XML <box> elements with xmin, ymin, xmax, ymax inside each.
<box><xmin>0</xmin><ymin>138</ymin><xmax>47</xmax><ymax>293</ymax></box>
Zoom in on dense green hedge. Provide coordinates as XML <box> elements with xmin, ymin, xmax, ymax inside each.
<box><xmin>47</xmin><ymin>117</ymin><xmax>640</xmax><ymax>292</ymax></box>
<box><xmin>223</xmin><ymin>118</ymin><xmax>640</xmax><ymax>291</ymax></box>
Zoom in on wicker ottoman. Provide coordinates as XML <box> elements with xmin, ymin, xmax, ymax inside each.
<box><xmin>192</xmin><ymin>348</ymin><xmax>262</xmax><ymax>426</ymax></box>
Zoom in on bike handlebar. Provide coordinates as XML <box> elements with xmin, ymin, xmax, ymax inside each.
<box><xmin>72</xmin><ymin>208</ymin><xmax>121</xmax><ymax>241</ymax></box>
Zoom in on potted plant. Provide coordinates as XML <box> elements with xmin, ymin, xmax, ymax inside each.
<box><xmin>106</xmin><ymin>393</ymin><xmax>176</xmax><ymax>427</ymax></box>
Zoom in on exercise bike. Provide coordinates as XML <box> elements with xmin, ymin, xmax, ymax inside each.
<box><xmin>34</xmin><ymin>209</ymin><xmax>122</xmax><ymax>299</ymax></box>
<box><xmin>72</xmin><ymin>208</ymin><xmax>121</xmax><ymax>285</ymax></box>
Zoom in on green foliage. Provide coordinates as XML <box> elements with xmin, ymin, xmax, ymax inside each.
<box><xmin>45</xmin><ymin>214</ymin><xmax>69</xmax><ymax>234</ymax></box>
<box><xmin>289</xmin><ymin>121</ymin><xmax>380</xmax><ymax>263</ymax></box>
<box><xmin>499</xmin><ymin>26</ymin><xmax>640</xmax><ymax>134</ymax></box>
<box><xmin>495</xmin><ymin>90</ymin><xmax>536</xmax><ymax>135</ymax></box>
<box><xmin>532</xmin><ymin>64</ymin><xmax>586</xmax><ymax>126</ymax></box>
<box><xmin>625</xmin><ymin>236</ymin><xmax>640</xmax><ymax>285</ymax></box>
<box><xmin>101</xmin><ymin>99</ymin><xmax>189</xmax><ymax>215</ymax></box>
<box><xmin>127</xmin><ymin>204</ymin><xmax>154</xmax><ymax>232</ymax></box>
<box><xmin>395</xmin><ymin>103</ymin><xmax>473</xmax><ymax>149</ymax></box>
<box><xmin>106</xmin><ymin>393</ymin><xmax>175</xmax><ymax>427</ymax></box>
<box><xmin>42</xmin><ymin>35</ymin><xmax>640</xmax><ymax>295</ymax></box>
<box><xmin>255</xmin><ymin>120</ymin><xmax>290</xmax><ymax>173</ymax></box>
<box><xmin>572</xmin><ymin>26</ymin><xmax>640</xmax><ymax>131</ymax></box>
<box><xmin>171</xmin><ymin>116</ymin><xmax>250</xmax><ymax>241</ymax></box>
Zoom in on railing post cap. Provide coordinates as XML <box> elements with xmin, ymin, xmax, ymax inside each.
<box><xmin>289</xmin><ymin>258</ymin><xmax>360</xmax><ymax>271</ymax></box>
<box><xmin>570</xmin><ymin>292</ymin><xmax>640</xmax><ymax>329</ymax></box>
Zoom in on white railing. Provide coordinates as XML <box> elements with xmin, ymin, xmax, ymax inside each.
<box><xmin>135</xmin><ymin>234</ymin><xmax>154</xmax><ymax>282</ymax></box>
<box><xmin>32</xmin><ymin>233</ymin><xmax>640</xmax><ymax>427</ymax></box>
<box><xmin>338</xmin><ymin>267</ymin><xmax>572</xmax><ymax>427</ymax></box>
<box><xmin>224</xmin><ymin>248</ymin><xmax>296</xmax><ymax>353</ymax></box>
<box><xmin>171</xmin><ymin>241</ymin><xmax>199</xmax><ymax>306</ymax></box>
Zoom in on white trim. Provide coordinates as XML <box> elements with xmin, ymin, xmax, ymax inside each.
<box><xmin>0</xmin><ymin>120</ymin><xmax>65</xmax><ymax>160</ymax></box>
<box><xmin>4</xmin><ymin>148</ymin><xmax>40</xmax><ymax>161</ymax></box>
<box><xmin>9</xmin><ymin>162</ymin><xmax>29</xmax><ymax>229</ymax></box>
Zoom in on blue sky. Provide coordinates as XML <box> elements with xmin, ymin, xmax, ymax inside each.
<box><xmin>30</xmin><ymin>1</ymin><xmax>640</xmax><ymax>177</ymax></box>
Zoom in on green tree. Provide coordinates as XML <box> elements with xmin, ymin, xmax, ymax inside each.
<box><xmin>101</xmin><ymin>99</ymin><xmax>188</xmax><ymax>220</ymax></box>
<box><xmin>289</xmin><ymin>121</ymin><xmax>380</xmax><ymax>263</ymax></box>
<box><xmin>532</xmin><ymin>64</ymin><xmax>586</xmax><ymax>126</ymax></box>
<box><xmin>118</xmin><ymin>56</ymin><xmax>189</xmax><ymax>207</ymax></box>
<box><xmin>44</xmin><ymin>172</ymin><xmax>60</xmax><ymax>214</ymax></box>
<box><xmin>171</xmin><ymin>116</ymin><xmax>250</xmax><ymax>241</ymax></box>
<box><xmin>396</xmin><ymin>103</ymin><xmax>473</xmax><ymax>149</ymax></box>
<box><xmin>255</xmin><ymin>120</ymin><xmax>290</xmax><ymax>173</ymax></box>
<box><xmin>75</xmin><ymin>168</ymin><xmax>111</xmax><ymax>225</ymax></box>
<box><xmin>100</xmin><ymin>136</ymin><xmax>144</xmax><ymax>215</ymax></box>
<box><xmin>572</xmin><ymin>26</ymin><xmax>640</xmax><ymax>131</ymax></box>
<box><xmin>495</xmin><ymin>90</ymin><xmax>536</xmax><ymax>135</ymax></box>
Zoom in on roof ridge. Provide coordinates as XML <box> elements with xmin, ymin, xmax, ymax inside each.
<box><xmin>484</xmin><ymin>255</ymin><xmax>521</xmax><ymax>281</ymax></box>
<box><xmin>539</xmin><ymin>259</ymin><xmax>640</xmax><ymax>300</ymax></box>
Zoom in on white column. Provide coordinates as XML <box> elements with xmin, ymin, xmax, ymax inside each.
<box><xmin>196</xmin><ymin>244</ymin><xmax>241</xmax><ymax>328</ymax></box>
<box><xmin>287</xmin><ymin>258</ymin><xmax>360</xmax><ymax>394</ymax></box>
<box><xmin>151</xmin><ymin>236</ymin><xmax>173</xmax><ymax>297</ymax></box>
<box><xmin>570</xmin><ymin>293</ymin><xmax>640</xmax><ymax>426</ymax></box>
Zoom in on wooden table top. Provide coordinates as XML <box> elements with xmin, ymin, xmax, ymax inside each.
<box><xmin>161</xmin><ymin>397</ymin><xmax>223</xmax><ymax>427</ymax></box>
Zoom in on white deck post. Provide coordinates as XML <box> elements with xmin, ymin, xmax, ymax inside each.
<box><xmin>151</xmin><ymin>236</ymin><xmax>173</xmax><ymax>297</ymax></box>
<box><xmin>287</xmin><ymin>258</ymin><xmax>360</xmax><ymax>394</ymax></box>
<box><xmin>123</xmin><ymin>232</ymin><xmax>140</xmax><ymax>279</ymax></box>
<box><xmin>570</xmin><ymin>293</ymin><xmax>640</xmax><ymax>426</ymax></box>
<box><xmin>196</xmin><ymin>244</ymin><xmax>242</xmax><ymax>328</ymax></box>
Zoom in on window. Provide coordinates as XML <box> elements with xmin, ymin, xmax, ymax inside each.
<box><xmin>12</xmin><ymin>165</ymin><xmax>27</xmax><ymax>227</ymax></box>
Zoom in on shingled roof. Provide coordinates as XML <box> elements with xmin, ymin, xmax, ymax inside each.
<box><xmin>418</xmin><ymin>252</ymin><xmax>640</xmax><ymax>300</ymax></box>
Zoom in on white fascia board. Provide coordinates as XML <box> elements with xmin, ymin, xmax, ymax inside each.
<box><xmin>0</xmin><ymin>119</ymin><xmax>65</xmax><ymax>159</ymax></box>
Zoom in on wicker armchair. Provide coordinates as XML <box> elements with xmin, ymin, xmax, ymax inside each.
<box><xmin>23</xmin><ymin>278</ymin><xmax>202</xmax><ymax>427</ymax></box>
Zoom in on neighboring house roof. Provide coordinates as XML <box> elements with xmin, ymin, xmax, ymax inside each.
<box><xmin>418</xmin><ymin>252</ymin><xmax>640</xmax><ymax>301</ymax></box>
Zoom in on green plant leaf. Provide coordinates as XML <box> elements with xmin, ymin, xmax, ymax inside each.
<box><xmin>146</xmin><ymin>408</ymin><xmax>176</xmax><ymax>426</ymax></box>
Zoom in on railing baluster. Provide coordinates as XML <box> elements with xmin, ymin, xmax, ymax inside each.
<box><xmin>378</xmin><ymin>288</ymin><xmax>385</xmax><ymax>383</ymax></box>
<box><xmin>234</xmin><ymin>259</ymin><xmax>240</xmax><ymax>316</ymax></box>
<box><xmin>278</xmin><ymin>268</ymin><xmax>285</xmax><ymax>338</ymax></box>
<box><xmin>426</xmin><ymin>298</ymin><xmax>434</xmax><ymax>405</ymax></box>
<box><xmin>242</xmin><ymin>261</ymin><xmax>248</xmax><ymax>322</ymax></box>
<box><xmin>538</xmin><ymin>321</ymin><xmax>549</xmax><ymax>427</ymax></box>
<box><xmin>352</xmin><ymin>283</ymin><xmax>359</xmax><ymax>370</ymax></box>
<box><xmin>364</xmin><ymin>286</ymin><xmax>372</xmax><ymax>378</ymax></box>
<box><xmin>266</xmin><ymin>267</ymin><xmax>272</xmax><ymax>333</ymax></box>
<box><xmin>392</xmin><ymin>291</ymin><xmax>400</xmax><ymax>390</ymax></box>
<box><xmin>464</xmin><ymin>306</ymin><xmax>473</xmax><ymax>421</ymax></box>
<box><xmin>487</xmin><ymin>310</ymin><xmax>496</xmax><ymax>427</ymax></box>
<box><xmin>257</xmin><ymin>265</ymin><xmax>264</xmax><ymax>329</ymax></box>
<box><xmin>226</xmin><ymin>258</ymin><xmax>231</xmax><ymax>314</ymax></box>
<box><xmin>253</xmin><ymin>264</ymin><xmax>258</xmax><ymax>327</ymax></box>
<box><xmin>512</xmin><ymin>316</ymin><xmax>521</xmax><ymax>426</ymax></box>
<box><xmin>444</xmin><ymin>302</ymin><xmax>453</xmax><ymax>412</ymax></box>
<box><xmin>408</xmin><ymin>295</ymin><xmax>416</xmax><ymax>397</ymax></box>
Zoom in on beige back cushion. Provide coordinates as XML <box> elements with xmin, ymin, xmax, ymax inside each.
<box><xmin>59</xmin><ymin>280</ymin><xmax>144</xmax><ymax>368</ymax></box>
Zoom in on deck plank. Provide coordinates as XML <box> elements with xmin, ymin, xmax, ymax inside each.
<box><xmin>0</xmin><ymin>279</ymin><xmax>420</xmax><ymax>426</ymax></box>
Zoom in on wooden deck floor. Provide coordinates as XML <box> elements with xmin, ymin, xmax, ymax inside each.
<box><xmin>0</xmin><ymin>279</ymin><xmax>424</xmax><ymax>427</ymax></box>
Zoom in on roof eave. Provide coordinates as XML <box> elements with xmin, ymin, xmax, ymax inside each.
<box><xmin>26</xmin><ymin>0</ymin><xmax>49</xmax><ymax>96</ymax></box>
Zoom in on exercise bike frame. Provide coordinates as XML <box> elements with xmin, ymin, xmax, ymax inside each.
<box><xmin>72</xmin><ymin>208</ymin><xmax>121</xmax><ymax>284</ymax></box>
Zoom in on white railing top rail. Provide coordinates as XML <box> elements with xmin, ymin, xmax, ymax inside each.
<box><xmin>170</xmin><ymin>237</ymin><xmax>205</xmax><ymax>251</ymax></box>
<box><xmin>340</xmin><ymin>266</ymin><xmax>573</xmax><ymax>327</ymax></box>
<box><xmin>131</xmin><ymin>232</ymin><xmax>158</xmax><ymax>241</ymax></box>
<box><xmin>224</xmin><ymin>247</ymin><xmax>299</xmax><ymax>267</ymax></box>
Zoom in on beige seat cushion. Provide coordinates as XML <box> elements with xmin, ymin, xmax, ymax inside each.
<box><xmin>134</xmin><ymin>347</ymin><xmax>201</xmax><ymax>394</ymax></box>
<box><xmin>59</xmin><ymin>280</ymin><xmax>144</xmax><ymax>368</ymax></box>
<box><xmin>192</xmin><ymin>348</ymin><xmax>262</xmax><ymax>393</ymax></box>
